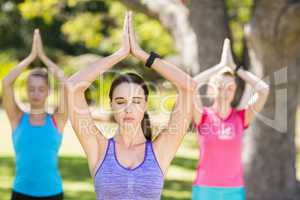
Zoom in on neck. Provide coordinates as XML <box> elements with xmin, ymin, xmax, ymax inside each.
<box><xmin>115</xmin><ymin>125</ymin><xmax>146</xmax><ymax>147</ymax></box>
<box><xmin>30</xmin><ymin>107</ymin><xmax>45</xmax><ymax>115</ymax></box>
<box><xmin>212</xmin><ymin>99</ymin><xmax>232</xmax><ymax>117</ymax></box>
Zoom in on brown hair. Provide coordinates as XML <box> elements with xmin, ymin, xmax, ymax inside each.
<box><xmin>221</xmin><ymin>71</ymin><xmax>238</xmax><ymax>84</ymax></box>
<box><xmin>28</xmin><ymin>68</ymin><xmax>49</xmax><ymax>85</ymax></box>
<box><xmin>109</xmin><ymin>73</ymin><xmax>152</xmax><ymax>141</ymax></box>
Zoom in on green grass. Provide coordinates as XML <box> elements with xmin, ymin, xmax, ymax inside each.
<box><xmin>1</xmin><ymin>109</ymin><xmax>300</xmax><ymax>200</ymax></box>
<box><xmin>0</xmin><ymin>109</ymin><xmax>199</xmax><ymax>200</ymax></box>
<box><xmin>0</xmin><ymin>135</ymin><xmax>199</xmax><ymax>200</ymax></box>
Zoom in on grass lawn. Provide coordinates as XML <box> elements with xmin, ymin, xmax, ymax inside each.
<box><xmin>1</xmin><ymin>109</ymin><xmax>300</xmax><ymax>200</ymax></box>
<box><xmin>0</xmin><ymin>110</ymin><xmax>199</xmax><ymax>200</ymax></box>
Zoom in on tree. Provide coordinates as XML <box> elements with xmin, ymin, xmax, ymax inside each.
<box><xmin>243</xmin><ymin>1</ymin><xmax>300</xmax><ymax>199</ymax></box>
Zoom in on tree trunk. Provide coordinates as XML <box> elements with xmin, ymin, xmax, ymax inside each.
<box><xmin>189</xmin><ymin>0</ymin><xmax>231</xmax><ymax>73</ymax></box>
<box><xmin>243</xmin><ymin>1</ymin><xmax>300</xmax><ymax>199</ymax></box>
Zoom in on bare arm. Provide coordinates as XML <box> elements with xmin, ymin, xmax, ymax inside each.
<box><xmin>2</xmin><ymin>30</ymin><xmax>38</xmax><ymax>129</ymax></box>
<box><xmin>66</xmin><ymin>13</ymin><xmax>130</xmax><ymax>174</ymax></box>
<box><xmin>128</xmin><ymin>12</ymin><xmax>194</xmax><ymax>91</ymax></box>
<box><xmin>35</xmin><ymin>29</ymin><xmax>68</xmax><ymax>133</ymax></box>
<box><xmin>236</xmin><ymin>68</ymin><xmax>270</xmax><ymax>126</ymax></box>
<box><xmin>192</xmin><ymin>38</ymin><xmax>234</xmax><ymax>126</ymax></box>
<box><xmin>129</xmin><ymin>11</ymin><xmax>196</xmax><ymax>174</ymax></box>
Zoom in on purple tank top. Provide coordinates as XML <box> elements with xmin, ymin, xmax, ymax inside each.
<box><xmin>94</xmin><ymin>138</ymin><xmax>164</xmax><ymax>200</ymax></box>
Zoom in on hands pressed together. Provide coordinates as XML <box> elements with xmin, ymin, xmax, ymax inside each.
<box><xmin>115</xmin><ymin>11</ymin><xmax>150</xmax><ymax>62</ymax></box>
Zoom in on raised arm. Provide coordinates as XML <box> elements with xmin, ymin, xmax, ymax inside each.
<box><xmin>128</xmin><ymin>11</ymin><xmax>196</xmax><ymax>174</ymax></box>
<box><xmin>193</xmin><ymin>39</ymin><xmax>235</xmax><ymax>83</ymax></box>
<box><xmin>66</xmin><ymin>13</ymin><xmax>130</xmax><ymax>174</ymax></box>
<box><xmin>128</xmin><ymin>12</ymin><xmax>194</xmax><ymax>91</ymax></box>
<box><xmin>236</xmin><ymin>68</ymin><xmax>270</xmax><ymax>126</ymax></box>
<box><xmin>35</xmin><ymin>29</ymin><xmax>68</xmax><ymax>133</ymax></box>
<box><xmin>192</xmin><ymin>38</ymin><xmax>234</xmax><ymax>126</ymax></box>
<box><xmin>2</xmin><ymin>30</ymin><xmax>38</xmax><ymax>129</ymax></box>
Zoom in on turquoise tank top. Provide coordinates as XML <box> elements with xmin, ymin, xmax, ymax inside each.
<box><xmin>12</xmin><ymin>112</ymin><xmax>63</xmax><ymax>197</ymax></box>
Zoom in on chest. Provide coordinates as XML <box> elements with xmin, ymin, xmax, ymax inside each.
<box><xmin>198</xmin><ymin>113</ymin><xmax>244</xmax><ymax>143</ymax></box>
<box><xmin>114</xmin><ymin>144</ymin><xmax>146</xmax><ymax>170</ymax></box>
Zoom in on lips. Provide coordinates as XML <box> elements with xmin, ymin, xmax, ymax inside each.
<box><xmin>124</xmin><ymin>117</ymin><xmax>135</xmax><ymax>122</ymax></box>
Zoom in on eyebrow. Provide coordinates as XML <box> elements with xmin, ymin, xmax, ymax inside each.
<box><xmin>114</xmin><ymin>97</ymin><xmax>145</xmax><ymax>100</ymax></box>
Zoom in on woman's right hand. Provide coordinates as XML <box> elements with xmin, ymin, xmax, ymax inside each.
<box><xmin>128</xmin><ymin>11</ymin><xmax>149</xmax><ymax>62</ymax></box>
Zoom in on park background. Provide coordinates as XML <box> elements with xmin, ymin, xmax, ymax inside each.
<box><xmin>0</xmin><ymin>0</ymin><xmax>300</xmax><ymax>200</ymax></box>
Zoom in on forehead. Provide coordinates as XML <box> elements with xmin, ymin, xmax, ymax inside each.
<box><xmin>27</xmin><ymin>76</ymin><xmax>48</xmax><ymax>87</ymax></box>
<box><xmin>112</xmin><ymin>82</ymin><xmax>145</xmax><ymax>99</ymax></box>
<box><xmin>211</xmin><ymin>75</ymin><xmax>236</xmax><ymax>85</ymax></box>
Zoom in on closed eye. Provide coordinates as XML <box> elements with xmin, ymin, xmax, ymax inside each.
<box><xmin>116</xmin><ymin>101</ymin><xmax>126</xmax><ymax>105</ymax></box>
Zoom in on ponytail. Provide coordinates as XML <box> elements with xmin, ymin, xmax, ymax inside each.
<box><xmin>142</xmin><ymin>112</ymin><xmax>152</xmax><ymax>141</ymax></box>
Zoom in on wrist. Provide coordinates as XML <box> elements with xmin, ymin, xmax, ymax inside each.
<box><xmin>112</xmin><ymin>49</ymin><xmax>128</xmax><ymax>61</ymax></box>
<box><xmin>235</xmin><ymin>65</ymin><xmax>243</xmax><ymax>75</ymax></box>
<box><xmin>28</xmin><ymin>53</ymin><xmax>36</xmax><ymax>61</ymax></box>
<box><xmin>135</xmin><ymin>48</ymin><xmax>149</xmax><ymax>62</ymax></box>
<box><xmin>145</xmin><ymin>51</ymin><xmax>161</xmax><ymax>68</ymax></box>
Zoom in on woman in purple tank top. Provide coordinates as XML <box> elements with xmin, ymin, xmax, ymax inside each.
<box><xmin>66</xmin><ymin>12</ymin><xmax>196</xmax><ymax>200</ymax></box>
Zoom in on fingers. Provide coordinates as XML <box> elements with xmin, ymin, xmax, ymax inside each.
<box><xmin>220</xmin><ymin>38</ymin><xmax>235</xmax><ymax>68</ymax></box>
<box><xmin>128</xmin><ymin>11</ymin><xmax>134</xmax><ymax>42</ymax></box>
<box><xmin>36</xmin><ymin>29</ymin><xmax>43</xmax><ymax>47</ymax></box>
<box><xmin>123</xmin><ymin>11</ymin><xmax>129</xmax><ymax>34</ymax></box>
<box><xmin>29</xmin><ymin>29</ymin><xmax>39</xmax><ymax>58</ymax></box>
<box><xmin>34</xmin><ymin>28</ymin><xmax>47</xmax><ymax>59</ymax></box>
<box><xmin>121</xmin><ymin>12</ymin><xmax>129</xmax><ymax>45</ymax></box>
<box><xmin>32</xmin><ymin>29</ymin><xmax>39</xmax><ymax>47</ymax></box>
<box><xmin>128</xmin><ymin>10</ymin><xmax>138</xmax><ymax>53</ymax></box>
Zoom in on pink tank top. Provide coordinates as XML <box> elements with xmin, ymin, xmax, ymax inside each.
<box><xmin>193</xmin><ymin>107</ymin><xmax>248</xmax><ymax>187</ymax></box>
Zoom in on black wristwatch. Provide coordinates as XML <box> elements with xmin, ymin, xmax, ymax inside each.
<box><xmin>145</xmin><ymin>51</ymin><xmax>161</xmax><ymax>68</ymax></box>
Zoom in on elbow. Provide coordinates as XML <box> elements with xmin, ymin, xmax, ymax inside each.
<box><xmin>263</xmin><ymin>84</ymin><xmax>270</xmax><ymax>94</ymax></box>
<box><xmin>191</xmin><ymin>80</ymin><xmax>198</xmax><ymax>91</ymax></box>
<box><xmin>65</xmin><ymin>79</ymin><xmax>73</xmax><ymax>91</ymax></box>
<box><xmin>179</xmin><ymin>78</ymin><xmax>197</xmax><ymax>92</ymax></box>
<box><xmin>65</xmin><ymin>78</ymin><xmax>77</xmax><ymax>93</ymax></box>
<box><xmin>2</xmin><ymin>77</ymin><xmax>12</xmax><ymax>88</ymax></box>
<box><xmin>66</xmin><ymin>77</ymin><xmax>88</xmax><ymax>94</ymax></box>
<box><xmin>265</xmin><ymin>86</ymin><xmax>270</xmax><ymax>96</ymax></box>
<box><xmin>258</xmin><ymin>85</ymin><xmax>270</xmax><ymax>97</ymax></box>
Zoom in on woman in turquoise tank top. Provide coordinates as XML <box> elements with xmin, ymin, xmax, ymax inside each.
<box><xmin>66</xmin><ymin>12</ymin><xmax>197</xmax><ymax>200</ymax></box>
<box><xmin>2</xmin><ymin>29</ymin><xmax>68</xmax><ymax>200</ymax></box>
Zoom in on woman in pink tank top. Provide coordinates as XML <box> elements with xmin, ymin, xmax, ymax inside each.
<box><xmin>191</xmin><ymin>39</ymin><xmax>270</xmax><ymax>200</ymax></box>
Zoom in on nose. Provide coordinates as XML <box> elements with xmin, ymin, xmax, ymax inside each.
<box><xmin>124</xmin><ymin>102</ymin><xmax>134</xmax><ymax>113</ymax></box>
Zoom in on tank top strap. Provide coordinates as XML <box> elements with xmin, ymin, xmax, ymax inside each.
<box><xmin>46</xmin><ymin>112</ymin><xmax>52</xmax><ymax>124</ymax></box>
<box><xmin>145</xmin><ymin>139</ymin><xmax>151</xmax><ymax>152</ymax></box>
<box><xmin>20</xmin><ymin>112</ymin><xmax>28</xmax><ymax>123</ymax></box>
<box><xmin>94</xmin><ymin>138</ymin><xmax>115</xmax><ymax>177</ymax></box>
<box><xmin>106</xmin><ymin>138</ymin><xmax>115</xmax><ymax>155</ymax></box>
<box><xmin>14</xmin><ymin>112</ymin><xmax>28</xmax><ymax>131</ymax></box>
<box><xmin>144</xmin><ymin>140</ymin><xmax>164</xmax><ymax>175</ymax></box>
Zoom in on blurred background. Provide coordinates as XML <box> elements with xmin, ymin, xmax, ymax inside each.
<box><xmin>0</xmin><ymin>0</ymin><xmax>300</xmax><ymax>200</ymax></box>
